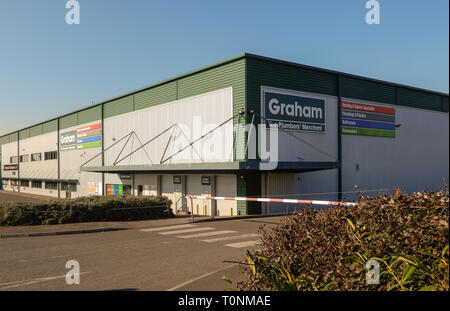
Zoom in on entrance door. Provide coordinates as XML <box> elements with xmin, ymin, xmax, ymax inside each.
<box><xmin>137</xmin><ymin>185</ymin><xmax>143</xmax><ymax>196</ymax></box>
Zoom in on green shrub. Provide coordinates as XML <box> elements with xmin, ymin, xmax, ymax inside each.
<box><xmin>237</xmin><ymin>186</ymin><xmax>449</xmax><ymax>291</ymax></box>
<box><xmin>0</xmin><ymin>195</ymin><xmax>173</xmax><ymax>226</ymax></box>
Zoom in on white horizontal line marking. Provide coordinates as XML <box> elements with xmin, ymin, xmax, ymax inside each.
<box><xmin>0</xmin><ymin>272</ymin><xmax>90</xmax><ymax>290</ymax></box>
<box><xmin>201</xmin><ymin>234</ymin><xmax>260</xmax><ymax>243</ymax></box>
<box><xmin>312</xmin><ymin>200</ymin><xmax>330</xmax><ymax>205</ymax></box>
<box><xmin>224</xmin><ymin>240</ymin><xmax>260</xmax><ymax>248</ymax></box>
<box><xmin>257</xmin><ymin>198</ymin><xmax>271</xmax><ymax>202</ymax></box>
<box><xmin>166</xmin><ymin>265</ymin><xmax>236</xmax><ymax>291</ymax></box>
<box><xmin>140</xmin><ymin>224</ymin><xmax>196</xmax><ymax>232</ymax></box>
<box><xmin>283</xmin><ymin>199</ymin><xmax>299</xmax><ymax>203</ymax></box>
<box><xmin>176</xmin><ymin>230</ymin><xmax>237</xmax><ymax>239</ymax></box>
<box><xmin>158</xmin><ymin>227</ymin><xmax>214</xmax><ymax>235</ymax></box>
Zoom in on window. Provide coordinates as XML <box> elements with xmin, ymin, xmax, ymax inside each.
<box><xmin>10</xmin><ymin>156</ymin><xmax>18</xmax><ymax>164</ymax></box>
<box><xmin>31</xmin><ymin>153</ymin><xmax>42</xmax><ymax>161</ymax></box>
<box><xmin>19</xmin><ymin>155</ymin><xmax>29</xmax><ymax>163</ymax></box>
<box><xmin>20</xmin><ymin>180</ymin><xmax>29</xmax><ymax>187</ymax></box>
<box><xmin>31</xmin><ymin>180</ymin><xmax>42</xmax><ymax>188</ymax></box>
<box><xmin>44</xmin><ymin>151</ymin><xmax>58</xmax><ymax>160</ymax></box>
<box><xmin>45</xmin><ymin>181</ymin><xmax>58</xmax><ymax>190</ymax></box>
<box><xmin>61</xmin><ymin>182</ymin><xmax>77</xmax><ymax>192</ymax></box>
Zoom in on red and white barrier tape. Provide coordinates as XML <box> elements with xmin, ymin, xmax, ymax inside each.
<box><xmin>186</xmin><ymin>195</ymin><xmax>357</xmax><ymax>207</ymax></box>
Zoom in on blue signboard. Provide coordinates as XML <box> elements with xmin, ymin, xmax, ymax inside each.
<box><xmin>77</xmin><ymin>135</ymin><xmax>101</xmax><ymax>144</ymax></box>
<box><xmin>341</xmin><ymin>118</ymin><xmax>396</xmax><ymax>131</ymax></box>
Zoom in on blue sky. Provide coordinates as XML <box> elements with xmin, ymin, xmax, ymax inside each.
<box><xmin>0</xmin><ymin>0</ymin><xmax>448</xmax><ymax>136</ymax></box>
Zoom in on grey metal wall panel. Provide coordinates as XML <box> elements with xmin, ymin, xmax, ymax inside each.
<box><xmin>103</xmin><ymin>88</ymin><xmax>234</xmax><ymax>166</ymax></box>
<box><xmin>17</xmin><ymin>132</ymin><xmax>58</xmax><ymax>180</ymax></box>
<box><xmin>342</xmin><ymin>98</ymin><xmax>449</xmax><ymax>199</ymax></box>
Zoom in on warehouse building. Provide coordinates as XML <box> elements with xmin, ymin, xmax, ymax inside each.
<box><xmin>0</xmin><ymin>53</ymin><xmax>448</xmax><ymax>215</ymax></box>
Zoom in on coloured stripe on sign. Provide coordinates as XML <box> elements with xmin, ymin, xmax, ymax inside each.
<box><xmin>341</xmin><ymin>102</ymin><xmax>395</xmax><ymax>115</ymax></box>
<box><xmin>341</xmin><ymin>118</ymin><xmax>396</xmax><ymax>131</ymax></box>
<box><xmin>341</xmin><ymin>127</ymin><xmax>395</xmax><ymax>138</ymax></box>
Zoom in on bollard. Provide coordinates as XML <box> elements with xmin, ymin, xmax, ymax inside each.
<box><xmin>190</xmin><ymin>197</ymin><xmax>194</xmax><ymax>221</ymax></box>
<box><xmin>196</xmin><ymin>204</ymin><xmax>199</xmax><ymax>215</ymax></box>
<box><xmin>204</xmin><ymin>205</ymin><xmax>207</xmax><ymax>215</ymax></box>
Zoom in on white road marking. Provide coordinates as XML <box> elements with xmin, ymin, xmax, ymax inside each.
<box><xmin>201</xmin><ymin>234</ymin><xmax>259</xmax><ymax>243</ymax></box>
<box><xmin>0</xmin><ymin>272</ymin><xmax>89</xmax><ymax>290</ymax></box>
<box><xmin>166</xmin><ymin>265</ymin><xmax>237</xmax><ymax>291</ymax></box>
<box><xmin>224</xmin><ymin>240</ymin><xmax>260</xmax><ymax>248</ymax></box>
<box><xmin>176</xmin><ymin>230</ymin><xmax>237</xmax><ymax>239</ymax></box>
<box><xmin>140</xmin><ymin>224</ymin><xmax>196</xmax><ymax>232</ymax></box>
<box><xmin>158</xmin><ymin>227</ymin><xmax>214</xmax><ymax>235</ymax></box>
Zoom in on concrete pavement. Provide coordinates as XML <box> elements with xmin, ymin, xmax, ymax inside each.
<box><xmin>0</xmin><ymin>216</ymin><xmax>284</xmax><ymax>291</ymax></box>
<box><xmin>0</xmin><ymin>215</ymin><xmax>196</xmax><ymax>237</ymax></box>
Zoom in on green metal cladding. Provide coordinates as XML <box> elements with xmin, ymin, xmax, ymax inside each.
<box><xmin>443</xmin><ymin>97</ymin><xmax>449</xmax><ymax>112</ymax></box>
<box><xmin>397</xmin><ymin>87</ymin><xmax>442</xmax><ymax>111</ymax></box>
<box><xmin>78</xmin><ymin>105</ymin><xmax>102</xmax><ymax>125</ymax></box>
<box><xmin>59</xmin><ymin>113</ymin><xmax>78</xmax><ymax>130</ymax></box>
<box><xmin>2</xmin><ymin>53</ymin><xmax>447</xmax><ymax>146</ymax></box>
<box><xmin>246</xmin><ymin>57</ymin><xmax>338</xmax><ymax>116</ymax></box>
<box><xmin>42</xmin><ymin>120</ymin><xmax>58</xmax><ymax>134</ymax></box>
<box><xmin>104</xmin><ymin>95</ymin><xmax>134</xmax><ymax>119</ymax></box>
<box><xmin>134</xmin><ymin>81</ymin><xmax>178</xmax><ymax>111</ymax></box>
<box><xmin>29</xmin><ymin>124</ymin><xmax>43</xmax><ymax>137</ymax></box>
<box><xmin>342</xmin><ymin>76</ymin><xmax>396</xmax><ymax>105</ymax></box>
<box><xmin>19</xmin><ymin>129</ymin><xmax>30</xmax><ymax>140</ymax></box>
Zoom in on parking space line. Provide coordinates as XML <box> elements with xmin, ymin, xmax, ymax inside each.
<box><xmin>176</xmin><ymin>230</ymin><xmax>237</xmax><ymax>239</ymax></box>
<box><xmin>158</xmin><ymin>227</ymin><xmax>215</xmax><ymax>235</ymax></box>
<box><xmin>224</xmin><ymin>240</ymin><xmax>260</xmax><ymax>248</ymax></box>
<box><xmin>140</xmin><ymin>224</ymin><xmax>196</xmax><ymax>232</ymax></box>
<box><xmin>201</xmin><ymin>234</ymin><xmax>259</xmax><ymax>243</ymax></box>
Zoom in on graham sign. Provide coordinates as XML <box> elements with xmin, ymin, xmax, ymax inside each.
<box><xmin>60</xmin><ymin>123</ymin><xmax>102</xmax><ymax>151</ymax></box>
<box><xmin>262</xmin><ymin>89</ymin><xmax>325</xmax><ymax>132</ymax></box>
<box><xmin>60</xmin><ymin>130</ymin><xmax>77</xmax><ymax>151</ymax></box>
